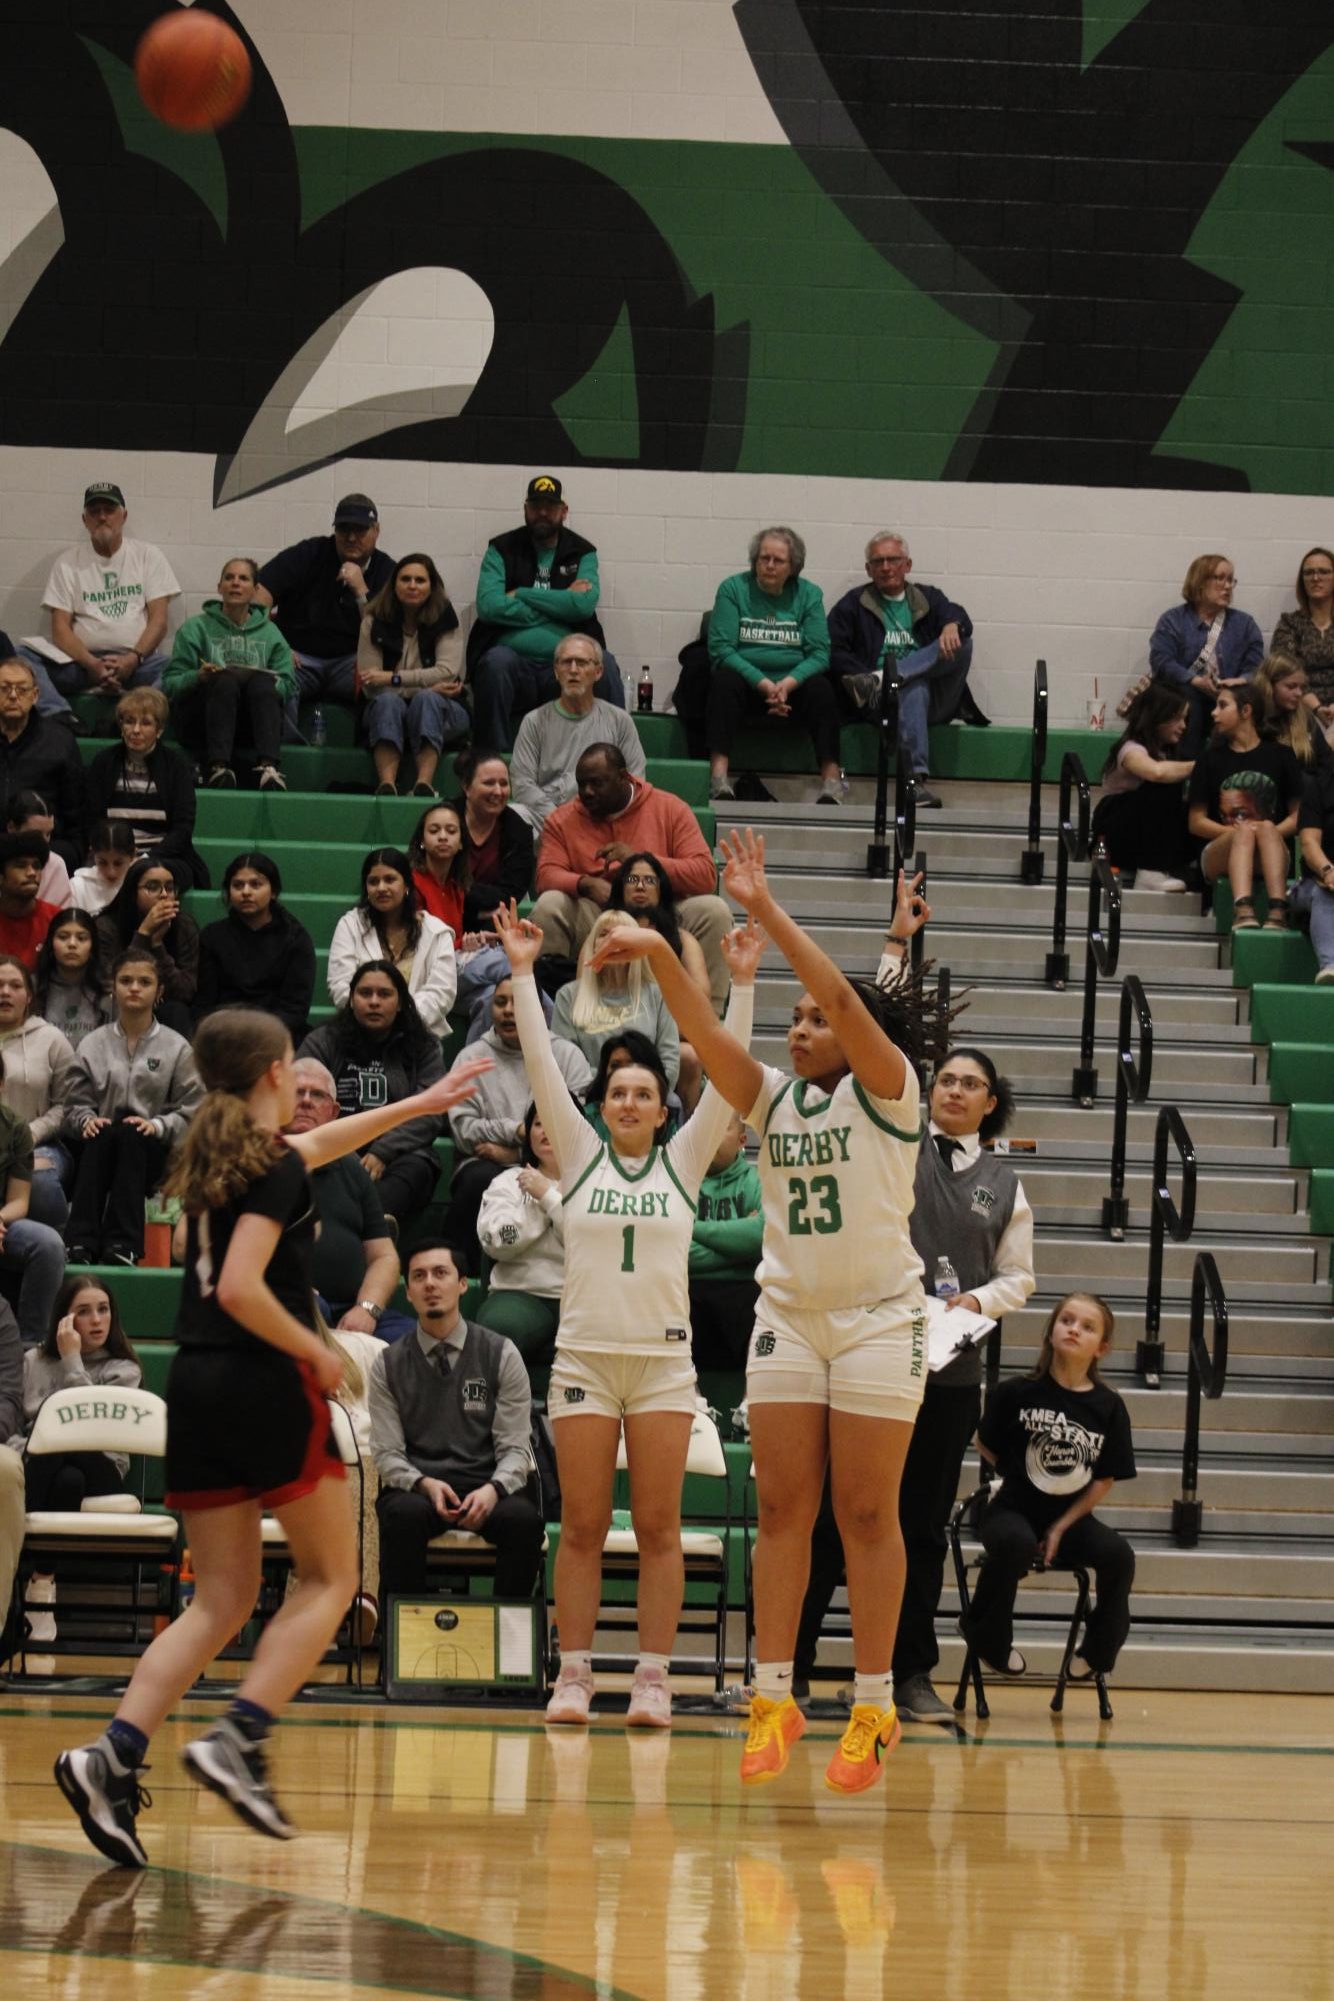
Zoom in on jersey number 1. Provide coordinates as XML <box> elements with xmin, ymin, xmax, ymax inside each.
<box><xmin>621</xmin><ymin>1224</ymin><xmax>635</xmax><ymax>1272</ymax></box>
<box><xmin>787</xmin><ymin>1174</ymin><xmax>843</xmax><ymax>1236</ymax></box>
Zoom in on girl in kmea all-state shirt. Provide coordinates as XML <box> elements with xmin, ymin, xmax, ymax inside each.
<box><xmin>964</xmin><ymin>1292</ymin><xmax>1137</xmax><ymax>1686</ymax></box>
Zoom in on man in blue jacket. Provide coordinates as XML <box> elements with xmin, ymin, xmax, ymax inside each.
<box><xmin>827</xmin><ymin>533</ymin><xmax>976</xmax><ymax>808</ymax></box>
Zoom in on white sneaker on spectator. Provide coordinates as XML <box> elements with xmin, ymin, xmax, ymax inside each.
<box><xmin>626</xmin><ymin>1664</ymin><xmax>673</xmax><ymax>1729</ymax></box>
<box><xmin>27</xmin><ymin>1575</ymin><xmax>56</xmax><ymax>1644</ymax></box>
<box><xmin>1133</xmin><ymin>869</ymin><xmax>1186</xmax><ymax>892</ymax></box>
<box><xmin>1316</xmin><ymin>966</ymin><xmax>1334</xmax><ymax>985</ymax></box>
<box><xmin>546</xmin><ymin>1662</ymin><xmax>595</xmax><ymax>1726</ymax></box>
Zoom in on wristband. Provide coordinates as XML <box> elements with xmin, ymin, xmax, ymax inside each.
<box><xmin>356</xmin><ymin>1299</ymin><xmax>384</xmax><ymax>1321</ymax></box>
<box><xmin>884</xmin><ymin>933</ymin><xmax>909</xmax><ymax>949</ymax></box>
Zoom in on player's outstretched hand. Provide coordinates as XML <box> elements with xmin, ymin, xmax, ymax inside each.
<box><xmin>893</xmin><ymin>868</ymin><xmax>931</xmax><ymax>938</ymax></box>
<box><xmin>418</xmin><ymin>1053</ymin><xmax>494</xmax><ymax>1117</ymax></box>
<box><xmin>493</xmin><ymin>898</ymin><xmax>545</xmax><ymax>972</ymax></box>
<box><xmin>588</xmin><ymin>924</ymin><xmax>665</xmax><ymax>974</ymax></box>
<box><xmin>719</xmin><ymin>827</ymin><xmax>770</xmax><ymax>913</ymax></box>
<box><xmin>720</xmin><ymin>914</ymin><xmax>767</xmax><ymax>984</ymax></box>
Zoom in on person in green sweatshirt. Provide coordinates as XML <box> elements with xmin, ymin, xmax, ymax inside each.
<box><xmin>705</xmin><ymin>526</ymin><xmax>843</xmax><ymax>806</ymax></box>
<box><xmin>163</xmin><ymin>558</ymin><xmax>297</xmax><ymax>792</ymax></box>
<box><xmin>688</xmin><ymin>1109</ymin><xmax>764</xmax><ymax>1370</ymax></box>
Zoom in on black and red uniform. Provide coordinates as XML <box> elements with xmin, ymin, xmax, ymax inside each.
<box><xmin>164</xmin><ymin>1144</ymin><xmax>343</xmax><ymax>1510</ymax></box>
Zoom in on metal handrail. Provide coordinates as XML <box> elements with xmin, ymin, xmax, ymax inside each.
<box><xmin>1072</xmin><ymin>843</ymin><xmax>1122</xmax><ymax>1103</ymax></box>
<box><xmin>1136</xmin><ymin>1105</ymin><xmax>1197</xmax><ymax>1387</ymax></box>
<box><xmin>1172</xmin><ymin>1252</ymin><xmax>1229</xmax><ymax>1548</ymax></box>
<box><xmin>866</xmin><ymin>668</ymin><xmax>905</xmax><ymax>879</ymax></box>
<box><xmin>1101</xmin><ymin>975</ymin><xmax>1153</xmax><ymax>1239</ymax></box>
<box><xmin>1044</xmin><ymin>751</ymin><xmax>1090</xmax><ymax>988</ymax></box>
<box><xmin>1021</xmin><ymin>659</ymin><xmax>1048</xmax><ymax>884</ymax></box>
<box><xmin>910</xmin><ymin>846</ymin><xmax>927</xmax><ymax>975</ymax></box>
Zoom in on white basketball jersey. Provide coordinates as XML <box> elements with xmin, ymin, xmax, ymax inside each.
<box><xmin>559</xmin><ymin>1143</ymin><xmax>701</xmax><ymax>1356</ymax></box>
<box><xmin>748</xmin><ymin>1063</ymin><xmax>925</xmax><ymax>1311</ymax></box>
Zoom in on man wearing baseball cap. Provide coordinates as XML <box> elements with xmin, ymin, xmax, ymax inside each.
<box><xmin>18</xmin><ymin>483</ymin><xmax>179</xmax><ymax>720</ymax></box>
<box><xmin>255</xmin><ymin>493</ymin><xmax>394</xmax><ymax>721</ymax></box>
<box><xmin>466</xmin><ymin>475</ymin><xmax>625</xmax><ymax>752</ymax></box>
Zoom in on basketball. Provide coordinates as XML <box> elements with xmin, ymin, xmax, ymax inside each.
<box><xmin>133</xmin><ymin>10</ymin><xmax>252</xmax><ymax>133</ymax></box>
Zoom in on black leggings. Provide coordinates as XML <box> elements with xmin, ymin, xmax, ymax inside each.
<box><xmin>1092</xmin><ymin>783</ymin><xmax>1192</xmax><ymax>875</ymax></box>
<box><xmin>25</xmin><ymin>1449</ymin><xmax>125</xmax><ymax>1513</ymax></box>
<box><xmin>965</xmin><ymin>1505</ymin><xmax>1135</xmax><ymax>1673</ymax></box>
<box><xmin>705</xmin><ymin>669</ymin><xmax>842</xmax><ymax>768</ymax></box>
<box><xmin>68</xmin><ymin>1116</ymin><xmax>170</xmax><ymax>1259</ymax></box>
<box><xmin>173</xmin><ymin>671</ymin><xmax>282</xmax><ymax>768</ymax></box>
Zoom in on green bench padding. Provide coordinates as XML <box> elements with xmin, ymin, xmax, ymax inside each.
<box><xmin>633</xmin><ymin>712</ymin><xmax>1096</xmax><ymax>783</ymax></box>
<box><xmin>1287</xmin><ymin>1104</ymin><xmax>1334</xmax><ymax>1168</ymax></box>
<box><xmin>1230</xmin><ymin>928</ymin><xmax>1317</xmax><ymax>988</ymax></box>
<box><xmin>1248</xmin><ymin>984</ymin><xmax>1334</xmax><ymax>1047</ymax></box>
<box><xmin>1266</xmin><ymin>1042</ymin><xmax>1334</xmax><ymax>1107</ymax></box>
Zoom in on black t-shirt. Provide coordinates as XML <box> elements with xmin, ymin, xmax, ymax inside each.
<box><xmin>1298</xmin><ymin>766</ymin><xmax>1334</xmax><ymax>877</ymax></box>
<box><xmin>311</xmin><ymin>1153</ymin><xmax>387</xmax><ymax>1306</ymax></box>
<box><xmin>1188</xmin><ymin>738</ymin><xmax>1303</xmax><ymax>826</ymax></box>
<box><xmin>175</xmin><ymin>1145</ymin><xmax>318</xmax><ymax>1351</ymax></box>
<box><xmin>978</xmin><ymin>1374</ymin><xmax>1136</xmax><ymax>1528</ymax></box>
<box><xmin>257</xmin><ymin>536</ymin><xmax>395</xmax><ymax>660</ymax></box>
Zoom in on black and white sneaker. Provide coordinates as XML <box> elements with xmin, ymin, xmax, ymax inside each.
<box><xmin>182</xmin><ymin>1719</ymin><xmax>296</xmax><ymax>1840</ymax></box>
<box><xmin>55</xmin><ymin>1741</ymin><xmax>152</xmax><ymax>1869</ymax></box>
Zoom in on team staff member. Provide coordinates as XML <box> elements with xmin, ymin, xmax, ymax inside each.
<box><xmin>794</xmin><ymin>1042</ymin><xmax>1035</xmax><ymax>1722</ymax></box>
<box><xmin>53</xmin><ymin>1008</ymin><xmax>489</xmax><ymax>1870</ymax></box>
<box><xmin>494</xmin><ymin>900</ymin><xmax>758</xmax><ymax>1732</ymax></box>
<box><xmin>593</xmin><ymin>846</ymin><xmax>938</xmax><ymax>1795</ymax></box>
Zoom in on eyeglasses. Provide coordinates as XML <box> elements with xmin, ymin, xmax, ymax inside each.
<box><xmin>1301</xmin><ymin>567</ymin><xmax>1333</xmax><ymax>579</ymax></box>
<box><xmin>936</xmin><ymin>1071</ymin><xmax>991</xmax><ymax>1092</ymax></box>
<box><xmin>623</xmin><ymin>874</ymin><xmax>660</xmax><ymax>888</ymax></box>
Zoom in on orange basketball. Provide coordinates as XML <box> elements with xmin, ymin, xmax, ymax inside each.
<box><xmin>134</xmin><ymin>10</ymin><xmax>252</xmax><ymax>134</ymax></box>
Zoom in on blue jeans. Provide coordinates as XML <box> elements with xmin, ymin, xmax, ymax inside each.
<box><xmin>1290</xmin><ymin>878</ymin><xmax>1334</xmax><ymax>971</ymax></box>
<box><xmin>30</xmin><ymin>1143</ymin><xmax>72</xmax><ymax>1231</ymax></box>
<box><xmin>363</xmin><ymin>689</ymin><xmax>469</xmax><ymax>755</ymax></box>
<box><xmin>894</xmin><ymin>636</ymin><xmax>974</xmax><ymax>776</ymax></box>
<box><xmin>1</xmin><ymin>1216</ymin><xmax>66</xmax><ymax>1344</ymax></box>
<box><xmin>284</xmin><ymin>650</ymin><xmax>358</xmax><ymax>742</ymax></box>
<box><xmin>18</xmin><ymin>646</ymin><xmax>167</xmax><ymax>720</ymax></box>
<box><xmin>472</xmin><ymin>643</ymin><xmax>624</xmax><ymax>753</ymax></box>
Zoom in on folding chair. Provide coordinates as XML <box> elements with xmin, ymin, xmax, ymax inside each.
<box><xmin>19</xmin><ymin>1385</ymin><xmax>178</xmax><ymax>1672</ymax></box>
<box><xmin>589</xmin><ymin>1406</ymin><xmax>731</xmax><ymax>1697</ymax></box>
<box><xmin>258</xmin><ymin>1399</ymin><xmax>367</xmax><ymax>1685</ymax></box>
<box><xmin>948</xmin><ymin>1485</ymin><xmax>1113</xmax><ymax>1721</ymax></box>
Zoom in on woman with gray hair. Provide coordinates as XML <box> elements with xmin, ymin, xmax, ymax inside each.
<box><xmin>705</xmin><ymin>526</ymin><xmax>843</xmax><ymax>804</ymax></box>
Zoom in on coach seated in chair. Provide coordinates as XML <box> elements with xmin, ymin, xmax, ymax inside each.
<box><xmin>369</xmin><ymin>1240</ymin><xmax>544</xmax><ymax>1611</ymax></box>
<box><xmin>827</xmin><ymin>532</ymin><xmax>977</xmax><ymax>810</ymax></box>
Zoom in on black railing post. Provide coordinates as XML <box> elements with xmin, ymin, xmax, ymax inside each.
<box><xmin>1073</xmin><ymin>842</ymin><xmax>1121</xmax><ymax>1104</ymax></box>
<box><xmin>866</xmin><ymin>669</ymin><xmax>904</xmax><ymax>879</ymax></box>
<box><xmin>910</xmin><ymin>846</ymin><xmax>927</xmax><ymax>974</ymax></box>
<box><xmin>1137</xmin><ymin>1105</ymin><xmax>1198</xmax><ymax>1388</ymax></box>
<box><xmin>1102</xmin><ymin>975</ymin><xmax>1153</xmax><ymax>1239</ymax></box>
<box><xmin>1021</xmin><ymin>659</ymin><xmax>1048</xmax><ymax>885</ymax></box>
<box><xmin>1172</xmin><ymin>1252</ymin><xmax>1229</xmax><ymax>1548</ymax></box>
<box><xmin>1046</xmin><ymin>751</ymin><xmax>1090</xmax><ymax>989</ymax></box>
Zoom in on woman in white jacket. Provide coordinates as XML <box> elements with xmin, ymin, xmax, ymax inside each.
<box><xmin>327</xmin><ymin>846</ymin><xmax>456</xmax><ymax>1034</ymax></box>
<box><xmin>0</xmin><ymin>955</ymin><xmax>76</xmax><ymax>1227</ymax></box>
<box><xmin>475</xmin><ymin>1102</ymin><xmax>565</xmax><ymax>1366</ymax></box>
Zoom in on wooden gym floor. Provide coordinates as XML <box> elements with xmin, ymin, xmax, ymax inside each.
<box><xmin>1</xmin><ymin>1687</ymin><xmax>1330</xmax><ymax>1999</ymax></box>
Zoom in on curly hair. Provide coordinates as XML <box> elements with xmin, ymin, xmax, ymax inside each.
<box><xmin>847</xmin><ymin>955</ymin><xmax>967</xmax><ymax>1083</ymax></box>
<box><xmin>934</xmin><ymin>1045</ymin><xmax>1016</xmax><ymax>1143</ymax></box>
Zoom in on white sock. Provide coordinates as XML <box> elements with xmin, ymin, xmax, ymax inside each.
<box><xmin>754</xmin><ymin>1660</ymin><xmax>794</xmax><ymax>1703</ymax></box>
<box><xmin>854</xmin><ymin>1672</ymin><xmax>893</xmax><ymax>1710</ymax></box>
<box><xmin>637</xmin><ymin>1652</ymin><xmax>670</xmax><ymax>1675</ymax></box>
<box><xmin>560</xmin><ymin>1651</ymin><xmax>592</xmax><ymax>1677</ymax></box>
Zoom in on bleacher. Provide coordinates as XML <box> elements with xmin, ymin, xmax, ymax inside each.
<box><xmin>22</xmin><ymin>695</ymin><xmax>1332</xmax><ymax>1695</ymax></box>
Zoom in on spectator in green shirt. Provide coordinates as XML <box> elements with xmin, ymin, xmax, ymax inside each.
<box><xmin>705</xmin><ymin>527</ymin><xmax>843</xmax><ymax>805</ymax></box>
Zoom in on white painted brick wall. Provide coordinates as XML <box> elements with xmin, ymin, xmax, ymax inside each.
<box><xmin>1</xmin><ymin>450</ymin><xmax>1324</xmax><ymax>730</ymax></box>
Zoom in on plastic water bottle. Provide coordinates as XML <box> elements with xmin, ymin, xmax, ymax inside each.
<box><xmin>934</xmin><ymin>1256</ymin><xmax>960</xmax><ymax>1300</ymax></box>
<box><xmin>309</xmin><ymin>705</ymin><xmax>327</xmax><ymax>748</ymax></box>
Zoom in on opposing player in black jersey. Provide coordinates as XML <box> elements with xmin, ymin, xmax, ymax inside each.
<box><xmin>54</xmin><ymin>1006</ymin><xmax>489</xmax><ymax>1868</ymax></box>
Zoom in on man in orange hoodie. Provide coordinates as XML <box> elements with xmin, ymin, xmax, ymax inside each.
<box><xmin>530</xmin><ymin>743</ymin><xmax>732</xmax><ymax>1010</ymax></box>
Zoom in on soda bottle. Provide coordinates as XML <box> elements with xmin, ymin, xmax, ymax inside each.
<box><xmin>934</xmin><ymin>1256</ymin><xmax>960</xmax><ymax>1300</ymax></box>
<box><xmin>310</xmin><ymin>706</ymin><xmax>327</xmax><ymax>747</ymax></box>
<box><xmin>636</xmin><ymin>664</ymin><xmax>653</xmax><ymax>714</ymax></box>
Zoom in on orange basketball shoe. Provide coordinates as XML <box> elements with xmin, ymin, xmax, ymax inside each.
<box><xmin>823</xmin><ymin>1703</ymin><xmax>901</xmax><ymax>1794</ymax></box>
<box><xmin>739</xmin><ymin>1693</ymin><xmax>806</xmax><ymax>1785</ymax></box>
